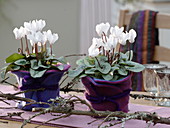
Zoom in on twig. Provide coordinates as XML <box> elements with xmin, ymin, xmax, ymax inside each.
<box><xmin>31</xmin><ymin>95</ymin><xmax>170</xmax><ymax>127</ymax></box>
<box><xmin>60</xmin><ymin>88</ymin><xmax>84</xmax><ymax>93</ymax></box>
<box><xmin>21</xmin><ymin>108</ymin><xmax>51</xmax><ymax>128</ymax></box>
<box><xmin>130</xmin><ymin>93</ymin><xmax>170</xmax><ymax>100</ymax></box>
<box><xmin>34</xmin><ymin>113</ymin><xmax>71</xmax><ymax>128</ymax></box>
<box><xmin>13</xmin><ymin>88</ymin><xmax>45</xmax><ymax>95</ymax></box>
<box><xmin>64</xmin><ymin>53</ymin><xmax>86</xmax><ymax>58</ymax></box>
<box><xmin>0</xmin><ymin>93</ymin><xmax>35</xmax><ymax>102</ymax></box>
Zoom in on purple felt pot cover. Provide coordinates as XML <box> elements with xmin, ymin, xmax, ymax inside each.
<box><xmin>81</xmin><ymin>75</ymin><xmax>132</xmax><ymax>113</ymax></box>
<box><xmin>12</xmin><ymin>64</ymin><xmax>70</xmax><ymax>111</ymax></box>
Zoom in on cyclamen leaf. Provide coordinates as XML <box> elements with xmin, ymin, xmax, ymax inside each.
<box><xmin>125</xmin><ymin>50</ymin><xmax>133</xmax><ymax>61</ymax></box>
<box><xmin>118</xmin><ymin>67</ymin><xmax>128</xmax><ymax>76</ymax></box>
<box><xmin>125</xmin><ymin>62</ymin><xmax>145</xmax><ymax>72</ymax></box>
<box><xmin>11</xmin><ymin>65</ymin><xmax>20</xmax><ymax>70</ymax></box>
<box><xmin>6</xmin><ymin>53</ymin><xmax>25</xmax><ymax>63</ymax></box>
<box><xmin>97</xmin><ymin>55</ymin><xmax>108</xmax><ymax>62</ymax></box>
<box><xmin>79</xmin><ymin>74</ymin><xmax>87</xmax><ymax>78</ymax></box>
<box><xmin>57</xmin><ymin>65</ymin><xmax>64</xmax><ymax>70</ymax></box>
<box><xmin>30</xmin><ymin>59</ymin><xmax>39</xmax><ymax>70</ymax></box>
<box><xmin>85</xmin><ymin>68</ymin><xmax>96</xmax><ymax>74</ymax></box>
<box><xmin>102</xmin><ymin>74</ymin><xmax>113</xmax><ymax>81</ymax></box>
<box><xmin>14</xmin><ymin>59</ymin><xmax>27</xmax><ymax>66</ymax></box>
<box><xmin>76</xmin><ymin>58</ymin><xmax>86</xmax><ymax>67</ymax></box>
<box><xmin>1</xmin><ymin>70</ymin><xmax>6</xmax><ymax>79</ymax></box>
<box><xmin>111</xmin><ymin>66</ymin><xmax>119</xmax><ymax>74</ymax></box>
<box><xmin>6</xmin><ymin>64</ymin><xmax>20</xmax><ymax>71</ymax></box>
<box><xmin>96</xmin><ymin>62</ymin><xmax>111</xmax><ymax>74</ymax></box>
<box><xmin>84</xmin><ymin>57</ymin><xmax>95</xmax><ymax>67</ymax></box>
<box><xmin>119</xmin><ymin>52</ymin><xmax>128</xmax><ymax>60</ymax></box>
<box><xmin>68</xmin><ymin>66</ymin><xmax>84</xmax><ymax>77</ymax></box>
<box><xmin>38</xmin><ymin>61</ymin><xmax>50</xmax><ymax>69</ymax></box>
<box><xmin>30</xmin><ymin>69</ymin><xmax>47</xmax><ymax>78</ymax></box>
<box><xmin>111</xmin><ymin>75</ymin><xmax>120</xmax><ymax>81</ymax></box>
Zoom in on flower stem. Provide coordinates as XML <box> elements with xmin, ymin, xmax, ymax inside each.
<box><xmin>35</xmin><ymin>43</ymin><xmax>38</xmax><ymax>60</ymax></box>
<box><xmin>128</xmin><ymin>42</ymin><xmax>131</xmax><ymax>60</ymax></box>
<box><xmin>20</xmin><ymin>38</ymin><xmax>23</xmax><ymax>54</ymax></box>
<box><xmin>25</xmin><ymin>35</ymin><xmax>30</xmax><ymax>55</ymax></box>
<box><xmin>95</xmin><ymin>57</ymin><xmax>102</xmax><ymax>68</ymax></box>
<box><xmin>50</xmin><ymin>44</ymin><xmax>53</xmax><ymax>55</ymax></box>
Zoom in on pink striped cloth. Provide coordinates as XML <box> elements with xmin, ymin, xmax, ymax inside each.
<box><xmin>0</xmin><ymin>85</ymin><xmax>169</xmax><ymax>128</ymax></box>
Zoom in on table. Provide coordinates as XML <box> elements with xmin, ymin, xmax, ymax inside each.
<box><xmin>0</xmin><ymin>85</ymin><xmax>169</xmax><ymax>128</ymax></box>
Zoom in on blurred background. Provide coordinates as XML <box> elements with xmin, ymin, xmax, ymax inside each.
<box><xmin>1</xmin><ymin>0</ymin><xmax>170</xmax><ymax>83</ymax></box>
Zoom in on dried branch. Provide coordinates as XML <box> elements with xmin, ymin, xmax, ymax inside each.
<box><xmin>34</xmin><ymin>113</ymin><xmax>71</xmax><ymax>128</ymax></box>
<box><xmin>0</xmin><ymin>93</ymin><xmax>35</xmax><ymax>103</ymax></box>
<box><xmin>64</xmin><ymin>53</ymin><xmax>86</xmax><ymax>58</ymax></box>
<box><xmin>130</xmin><ymin>93</ymin><xmax>170</xmax><ymax>100</ymax></box>
<box><xmin>31</xmin><ymin>96</ymin><xmax>170</xmax><ymax>127</ymax></box>
<box><xmin>13</xmin><ymin>88</ymin><xmax>45</xmax><ymax>95</ymax></box>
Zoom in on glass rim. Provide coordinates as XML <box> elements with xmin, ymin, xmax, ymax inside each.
<box><xmin>156</xmin><ymin>68</ymin><xmax>170</xmax><ymax>74</ymax></box>
<box><xmin>143</xmin><ymin>64</ymin><xmax>167</xmax><ymax>70</ymax></box>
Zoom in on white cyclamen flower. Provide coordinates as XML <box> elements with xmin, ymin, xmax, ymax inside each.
<box><xmin>88</xmin><ymin>43</ymin><xmax>100</xmax><ymax>57</ymax></box>
<box><xmin>128</xmin><ymin>29</ymin><xmax>137</xmax><ymax>43</ymax></box>
<box><xmin>13</xmin><ymin>26</ymin><xmax>26</xmax><ymax>39</ymax></box>
<box><xmin>24</xmin><ymin>19</ymin><xmax>46</xmax><ymax>32</ymax></box>
<box><xmin>46</xmin><ymin>30</ymin><xmax>59</xmax><ymax>44</ymax></box>
<box><xmin>27</xmin><ymin>31</ymin><xmax>43</xmax><ymax>45</ymax></box>
<box><xmin>96</xmin><ymin>22</ymin><xmax>110</xmax><ymax>36</ymax></box>
<box><xmin>110</xmin><ymin>26</ymin><xmax>124</xmax><ymax>38</ymax></box>
<box><xmin>24</xmin><ymin>21</ymin><xmax>32</xmax><ymax>32</ymax></box>
<box><xmin>119</xmin><ymin>32</ymin><xmax>129</xmax><ymax>45</ymax></box>
<box><xmin>92</xmin><ymin>38</ymin><xmax>103</xmax><ymax>48</ymax></box>
<box><xmin>36</xmin><ymin>19</ymin><xmax>46</xmax><ymax>31</ymax></box>
<box><xmin>104</xmin><ymin>35</ymin><xmax>118</xmax><ymax>51</ymax></box>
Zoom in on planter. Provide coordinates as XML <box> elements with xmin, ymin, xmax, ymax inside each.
<box><xmin>12</xmin><ymin>64</ymin><xmax>70</xmax><ymax>111</ymax></box>
<box><xmin>81</xmin><ymin>75</ymin><xmax>132</xmax><ymax>113</ymax></box>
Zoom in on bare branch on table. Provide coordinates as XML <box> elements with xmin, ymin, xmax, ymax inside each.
<box><xmin>1</xmin><ymin>79</ymin><xmax>170</xmax><ymax>127</ymax></box>
<box><xmin>0</xmin><ymin>93</ymin><xmax>35</xmax><ymax>103</ymax></box>
<box><xmin>0</xmin><ymin>112</ymin><xmax>24</xmax><ymax>119</ymax></box>
<box><xmin>60</xmin><ymin>88</ymin><xmax>84</xmax><ymax>93</ymax></box>
<box><xmin>13</xmin><ymin>88</ymin><xmax>45</xmax><ymax>95</ymax></box>
<box><xmin>26</xmin><ymin>96</ymin><xmax>170</xmax><ymax>128</ymax></box>
<box><xmin>130</xmin><ymin>93</ymin><xmax>170</xmax><ymax>100</ymax></box>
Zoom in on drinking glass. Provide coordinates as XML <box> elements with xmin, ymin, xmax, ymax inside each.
<box><xmin>142</xmin><ymin>64</ymin><xmax>167</xmax><ymax>97</ymax></box>
<box><xmin>156</xmin><ymin>68</ymin><xmax>170</xmax><ymax>106</ymax></box>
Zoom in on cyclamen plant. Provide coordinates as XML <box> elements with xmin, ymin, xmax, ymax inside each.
<box><xmin>1</xmin><ymin>19</ymin><xmax>68</xmax><ymax>78</ymax></box>
<box><xmin>69</xmin><ymin>22</ymin><xmax>145</xmax><ymax>81</ymax></box>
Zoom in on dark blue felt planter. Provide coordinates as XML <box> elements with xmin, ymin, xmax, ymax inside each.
<box><xmin>12</xmin><ymin>64</ymin><xmax>70</xmax><ymax>111</ymax></box>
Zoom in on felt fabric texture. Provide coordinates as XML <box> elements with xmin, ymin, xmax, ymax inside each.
<box><xmin>82</xmin><ymin>75</ymin><xmax>132</xmax><ymax>112</ymax></box>
<box><xmin>11</xmin><ymin>64</ymin><xmax>70</xmax><ymax>110</ymax></box>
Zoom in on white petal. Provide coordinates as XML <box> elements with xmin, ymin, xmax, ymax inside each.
<box><xmin>128</xmin><ymin>29</ymin><xmax>137</xmax><ymax>43</ymax></box>
<box><xmin>13</xmin><ymin>28</ymin><xmax>20</xmax><ymax>39</ymax></box>
<box><xmin>119</xmin><ymin>32</ymin><xmax>129</xmax><ymax>45</ymax></box>
<box><xmin>92</xmin><ymin>38</ymin><xmax>103</xmax><ymax>47</ymax></box>
<box><xmin>88</xmin><ymin>44</ymin><xmax>99</xmax><ymax>57</ymax></box>
<box><xmin>110</xmin><ymin>26</ymin><xmax>124</xmax><ymax>38</ymax></box>
<box><xmin>96</xmin><ymin>22</ymin><xmax>110</xmax><ymax>36</ymax></box>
